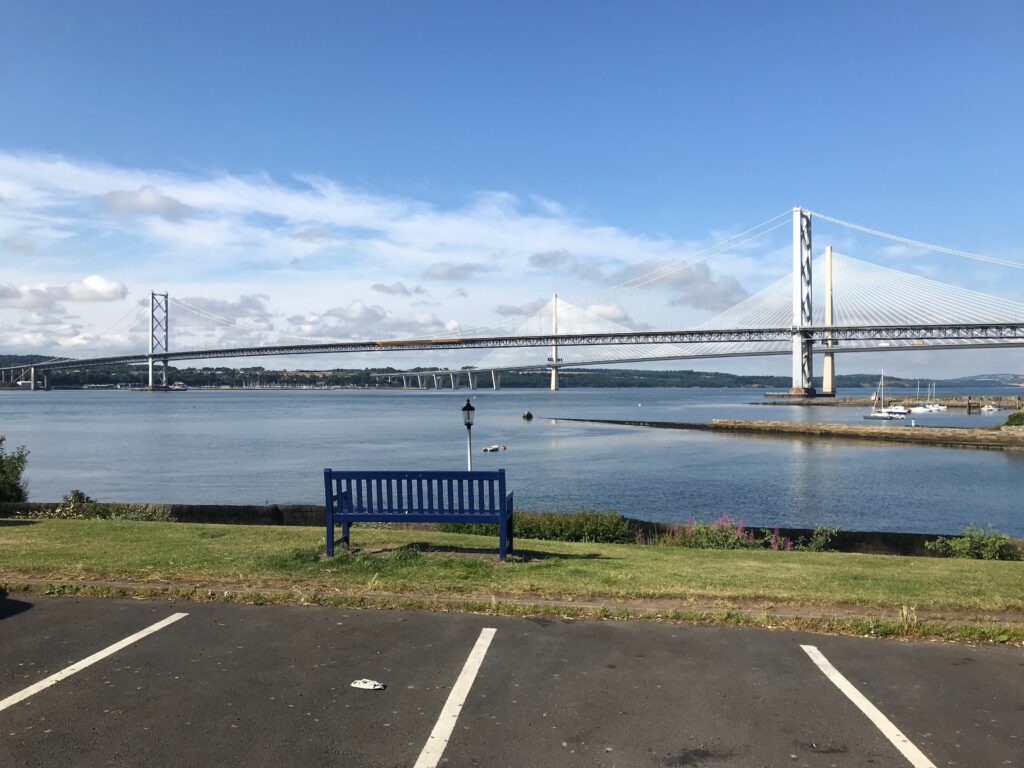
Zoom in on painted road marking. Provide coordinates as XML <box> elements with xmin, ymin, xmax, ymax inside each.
<box><xmin>0</xmin><ymin>612</ymin><xmax>189</xmax><ymax>713</ymax></box>
<box><xmin>800</xmin><ymin>644</ymin><xmax>936</xmax><ymax>768</ymax></box>
<box><xmin>413</xmin><ymin>627</ymin><xmax>497</xmax><ymax>768</ymax></box>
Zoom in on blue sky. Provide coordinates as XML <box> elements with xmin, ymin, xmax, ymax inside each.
<box><xmin>1</xmin><ymin>1</ymin><xmax>1022</xmax><ymax>375</ymax></box>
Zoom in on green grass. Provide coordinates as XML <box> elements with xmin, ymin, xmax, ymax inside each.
<box><xmin>1</xmin><ymin>518</ymin><xmax>1022</xmax><ymax>614</ymax></box>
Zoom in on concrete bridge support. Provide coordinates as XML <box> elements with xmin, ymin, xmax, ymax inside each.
<box><xmin>789</xmin><ymin>208</ymin><xmax>815</xmax><ymax>396</ymax></box>
<box><xmin>450</xmin><ymin>372</ymin><xmax>457</xmax><ymax>389</ymax></box>
<box><xmin>550</xmin><ymin>293</ymin><xmax>560</xmax><ymax>391</ymax></box>
<box><xmin>29</xmin><ymin>366</ymin><xmax>36</xmax><ymax>391</ymax></box>
<box><xmin>491</xmin><ymin>370</ymin><xmax>501</xmax><ymax>390</ymax></box>
<box><xmin>467</xmin><ymin>371</ymin><xmax>477</xmax><ymax>390</ymax></box>
<box><xmin>822</xmin><ymin>245</ymin><xmax>836</xmax><ymax>395</ymax></box>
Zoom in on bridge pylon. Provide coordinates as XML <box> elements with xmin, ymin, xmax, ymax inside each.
<box><xmin>790</xmin><ymin>208</ymin><xmax>816</xmax><ymax>395</ymax></box>
<box><xmin>148</xmin><ymin>291</ymin><xmax>169</xmax><ymax>390</ymax></box>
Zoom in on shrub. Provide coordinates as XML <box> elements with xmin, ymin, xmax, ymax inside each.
<box><xmin>0</xmin><ymin>436</ymin><xmax>29</xmax><ymax>502</ymax></box>
<box><xmin>1004</xmin><ymin>409</ymin><xmax>1024</xmax><ymax>427</ymax></box>
<box><xmin>29</xmin><ymin>490</ymin><xmax>172</xmax><ymax>522</ymax></box>
<box><xmin>795</xmin><ymin>526</ymin><xmax>839</xmax><ymax>552</ymax></box>
<box><xmin>924</xmin><ymin>525</ymin><xmax>1023</xmax><ymax>561</ymax></box>
<box><xmin>438</xmin><ymin>509</ymin><xmax>636</xmax><ymax>543</ymax></box>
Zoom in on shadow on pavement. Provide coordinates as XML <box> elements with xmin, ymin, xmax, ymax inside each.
<box><xmin>0</xmin><ymin>592</ymin><xmax>34</xmax><ymax>620</ymax></box>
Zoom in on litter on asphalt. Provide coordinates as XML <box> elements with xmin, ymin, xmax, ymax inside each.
<box><xmin>350</xmin><ymin>679</ymin><xmax>386</xmax><ymax>690</ymax></box>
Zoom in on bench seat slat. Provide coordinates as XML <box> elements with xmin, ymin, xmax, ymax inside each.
<box><xmin>331</xmin><ymin>513</ymin><xmax>504</xmax><ymax>524</ymax></box>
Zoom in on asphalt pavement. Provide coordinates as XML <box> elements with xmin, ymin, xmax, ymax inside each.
<box><xmin>0</xmin><ymin>594</ymin><xmax>1020</xmax><ymax>767</ymax></box>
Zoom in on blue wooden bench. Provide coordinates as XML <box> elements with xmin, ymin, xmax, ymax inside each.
<box><xmin>323</xmin><ymin>469</ymin><xmax>515</xmax><ymax>561</ymax></box>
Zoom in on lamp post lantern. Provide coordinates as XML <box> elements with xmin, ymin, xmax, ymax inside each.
<box><xmin>461</xmin><ymin>398</ymin><xmax>475</xmax><ymax>471</ymax></box>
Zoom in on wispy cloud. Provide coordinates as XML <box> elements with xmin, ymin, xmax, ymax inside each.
<box><xmin>371</xmin><ymin>281</ymin><xmax>426</xmax><ymax>296</ymax></box>
<box><xmin>0</xmin><ymin>150</ymin><xmax>798</xmax><ymax>356</ymax></box>
<box><xmin>2</xmin><ymin>234</ymin><xmax>35</xmax><ymax>254</ymax></box>
<box><xmin>102</xmin><ymin>186</ymin><xmax>195</xmax><ymax>220</ymax></box>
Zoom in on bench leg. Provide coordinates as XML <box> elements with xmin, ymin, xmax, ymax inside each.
<box><xmin>342</xmin><ymin>521</ymin><xmax>351</xmax><ymax>553</ymax></box>
<box><xmin>326</xmin><ymin>513</ymin><xmax>334</xmax><ymax>558</ymax></box>
<box><xmin>499</xmin><ymin>520</ymin><xmax>507</xmax><ymax>562</ymax></box>
<box><xmin>505</xmin><ymin>513</ymin><xmax>514</xmax><ymax>555</ymax></box>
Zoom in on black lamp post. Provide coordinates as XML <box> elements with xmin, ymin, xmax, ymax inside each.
<box><xmin>461</xmin><ymin>398</ymin><xmax>475</xmax><ymax>470</ymax></box>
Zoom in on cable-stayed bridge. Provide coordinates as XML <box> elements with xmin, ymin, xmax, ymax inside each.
<box><xmin>3</xmin><ymin>208</ymin><xmax>1023</xmax><ymax>392</ymax></box>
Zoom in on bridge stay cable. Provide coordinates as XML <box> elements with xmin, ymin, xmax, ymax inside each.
<box><xmin>809</xmin><ymin>210</ymin><xmax>1024</xmax><ymax>270</ymax></box>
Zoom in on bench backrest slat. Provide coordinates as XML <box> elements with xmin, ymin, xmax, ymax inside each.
<box><xmin>327</xmin><ymin>469</ymin><xmax>507</xmax><ymax>516</ymax></box>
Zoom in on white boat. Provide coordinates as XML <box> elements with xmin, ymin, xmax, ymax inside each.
<box><xmin>907</xmin><ymin>382</ymin><xmax>931</xmax><ymax>413</ymax></box>
<box><xmin>864</xmin><ymin>372</ymin><xmax>906</xmax><ymax>421</ymax></box>
<box><xmin>981</xmin><ymin>404</ymin><xmax>1000</xmax><ymax>414</ymax></box>
<box><xmin>482</xmin><ymin>445</ymin><xmax>501</xmax><ymax>453</ymax></box>
<box><xmin>924</xmin><ymin>383</ymin><xmax>947</xmax><ymax>411</ymax></box>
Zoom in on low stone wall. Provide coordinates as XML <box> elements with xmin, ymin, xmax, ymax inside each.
<box><xmin>0</xmin><ymin>501</ymin><xmax>324</xmax><ymax>526</ymax></box>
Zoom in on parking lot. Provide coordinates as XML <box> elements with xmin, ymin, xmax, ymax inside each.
<box><xmin>1</xmin><ymin>595</ymin><xmax>1021</xmax><ymax>767</ymax></box>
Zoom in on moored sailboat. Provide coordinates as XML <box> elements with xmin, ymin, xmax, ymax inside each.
<box><xmin>864</xmin><ymin>372</ymin><xmax>906</xmax><ymax>420</ymax></box>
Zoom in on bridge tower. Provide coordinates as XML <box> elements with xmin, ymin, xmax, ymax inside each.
<box><xmin>148</xmin><ymin>291</ymin><xmax>169</xmax><ymax>390</ymax></box>
<box><xmin>789</xmin><ymin>208</ymin><xmax>816</xmax><ymax>395</ymax></box>
<box><xmin>549</xmin><ymin>293</ymin><xmax>559</xmax><ymax>391</ymax></box>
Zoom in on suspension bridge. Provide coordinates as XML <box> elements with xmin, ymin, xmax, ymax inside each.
<box><xmin>3</xmin><ymin>207</ymin><xmax>1023</xmax><ymax>392</ymax></box>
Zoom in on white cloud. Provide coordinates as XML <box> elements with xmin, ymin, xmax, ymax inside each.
<box><xmin>585</xmin><ymin>303</ymin><xmax>632</xmax><ymax>324</ymax></box>
<box><xmin>371</xmin><ymin>281</ymin><xmax>426</xmax><ymax>296</ymax></box>
<box><xmin>423</xmin><ymin>261</ymin><xmax>491</xmax><ymax>281</ymax></box>
<box><xmin>0</xmin><ymin>274</ymin><xmax>127</xmax><ymax>308</ymax></box>
<box><xmin>102</xmin><ymin>186</ymin><xmax>194</xmax><ymax>220</ymax></box>
<box><xmin>286</xmin><ymin>301</ymin><xmax>457</xmax><ymax>340</ymax></box>
<box><xmin>65</xmin><ymin>275</ymin><xmax>129</xmax><ymax>302</ymax></box>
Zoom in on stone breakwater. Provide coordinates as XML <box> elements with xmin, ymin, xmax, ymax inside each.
<box><xmin>554</xmin><ymin>417</ymin><xmax>1024</xmax><ymax>451</ymax></box>
<box><xmin>758</xmin><ymin>395</ymin><xmax>1024</xmax><ymax>409</ymax></box>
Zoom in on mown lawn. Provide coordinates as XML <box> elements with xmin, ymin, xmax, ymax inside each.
<box><xmin>1</xmin><ymin>518</ymin><xmax>1022</xmax><ymax>613</ymax></box>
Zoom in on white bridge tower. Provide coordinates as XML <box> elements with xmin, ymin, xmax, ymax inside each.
<box><xmin>790</xmin><ymin>207</ymin><xmax>816</xmax><ymax>395</ymax></box>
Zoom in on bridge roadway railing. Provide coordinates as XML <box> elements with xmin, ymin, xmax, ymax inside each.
<box><xmin>3</xmin><ymin>322</ymin><xmax>1024</xmax><ymax>373</ymax></box>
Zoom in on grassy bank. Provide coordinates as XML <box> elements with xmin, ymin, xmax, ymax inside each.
<box><xmin>2</xmin><ymin>519</ymin><xmax>1022</xmax><ymax>643</ymax></box>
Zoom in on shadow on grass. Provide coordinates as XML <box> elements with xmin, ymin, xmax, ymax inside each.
<box><xmin>0</xmin><ymin>518</ymin><xmax>37</xmax><ymax>527</ymax></box>
<box><xmin>377</xmin><ymin>542</ymin><xmax>606</xmax><ymax>562</ymax></box>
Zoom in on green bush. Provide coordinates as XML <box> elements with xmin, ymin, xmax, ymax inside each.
<box><xmin>0</xmin><ymin>436</ymin><xmax>29</xmax><ymax>502</ymax></box>
<box><xmin>925</xmin><ymin>525</ymin><xmax>1023</xmax><ymax>561</ymax></box>
<box><xmin>644</xmin><ymin>515</ymin><xmax>796</xmax><ymax>550</ymax></box>
<box><xmin>1004</xmin><ymin>409</ymin><xmax>1024</xmax><ymax>427</ymax></box>
<box><xmin>795</xmin><ymin>526</ymin><xmax>839</xmax><ymax>552</ymax></box>
<box><xmin>438</xmin><ymin>509</ymin><xmax>636</xmax><ymax>543</ymax></box>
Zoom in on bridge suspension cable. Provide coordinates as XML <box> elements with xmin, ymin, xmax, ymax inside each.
<box><xmin>808</xmin><ymin>210</ymin><xmax>1024</xmax><ymax>270</ymax></box>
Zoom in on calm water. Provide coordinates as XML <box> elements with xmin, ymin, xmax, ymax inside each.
<box><xmin>1</xmin><ymin>387</ymin><xmax>1022</xmax><ymax>535</ymax></box>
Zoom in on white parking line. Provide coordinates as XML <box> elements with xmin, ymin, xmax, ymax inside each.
<box><xmin>800</xmin><ymin>644</ymin><xmax>936</xmax><ymax>768</ymax></box>
<box><xmin>0</xmin><ymin>612</ymin><xmax>188</xmax><ymax>713</ymax></box>
<box><xmin>414</xmin><ymin>627</ymin><xmax>496</xmax><ymax>768</ymax></box>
